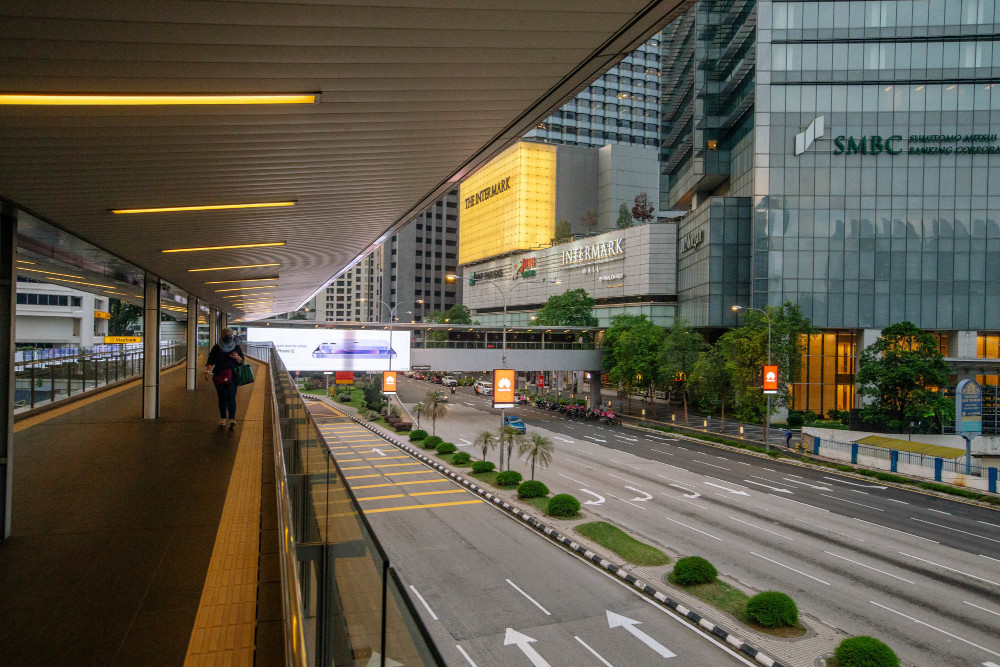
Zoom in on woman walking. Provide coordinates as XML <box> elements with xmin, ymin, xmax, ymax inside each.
<box><xmin>205</xmin><ymin>327</ymin><xmax>245</xmax><ymax>430</ymax></box>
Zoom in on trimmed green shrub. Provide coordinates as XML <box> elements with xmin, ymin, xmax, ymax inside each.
<box><xmin>786</xmin><ymin>410</ymin><xmax>805</xmax><ymax>428</ymax></box>
<box><xmin>496</xmin><ymin>470</ymin><xmax>522</xmax><ymax>486</ymax></box>
<box><xmin>365</xmin><ymin>410</ymin><xmax>380</xmax><ymax>421</ymax></box>
<box><xmin>338</xmin><ymin>393</ymin><xmax>353</xmax><ymax>402</ymax></box>
<box><xmin>835</xmin><ymin>464</ymin><xmax>854</xmax><ymax>472</ymax></box>
<box><xmin>436</xmin><ymin>442</ymin><xmax>457</xmax><ymax>454</ymax></box>
<box><xmin>451</xmin><ymin>452</ymin><xmax>471</xmax><ymax>465</ymax></box>
<box><xmin>408</xmin><ymin>429</ymin><xmax>428</xmax><ymax>442</ymax></box>
<box><xmin>517</xmin><ymin>480</ymin><xmax>550</xmax><ymax>499</ymax></box>
<box><xmin>746</xmin><ymin>591</ymin><xmax>798</xmax><ymax>628</ymax></box>
<box><xmin>423</xmin><ymin>435</ymin><xmax>443</xmax><ymax>450</ymax></box>
<box><xmin>833</xmin><ymin>637</ymin><xmax>899</xmax><ymax>667</ymax></box>
<box><xmin>672</xmin><ymin>556</ymin><xmax>718</xmax><ymax>586</ymax></box>
<box><xmin>547</xmin><ymin>493</ymin><xmax>581</xmax><ymax>517</ymax></box>
<box><xmin>471</xmin><ymin>460</ymin><xmax>495</xmax><ymax>474</ymax></box>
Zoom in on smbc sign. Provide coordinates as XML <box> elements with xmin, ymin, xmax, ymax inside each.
<box><xmin>832</xmin><ymin>135</ymin><xmax>903</xmax><ymax>155</ymax></box>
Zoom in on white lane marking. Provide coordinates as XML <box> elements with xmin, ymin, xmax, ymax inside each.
<box><xmin>703</xmin><ymin>481</ymin><xmax>750</xmax><ymax>496</ymax></box>
<box><xmin>606</xmin><ymin>611</ymin><xmax>677</xmax><ymax>659</ymax></box>
<box><xmin>822</xmin><ymin>476</ymin><xmax>887</xmax><ymax>489</ymax></box>
<box><xmin>927</xmin><ymin>508</ymin><xmax>952</xmax><ymax>515</ymax></box>
<box><xmin>626</xmin><ymin>486</ymin><xmax>654</xmax><ymax>502</ymax></box>
<box><xmin>554</xmin><ymin>436</ymin><xmax>574</xmax><ymax>443</ymax></box>
<box><xmin>854</xmin><ymin>517</ymin><xmax>938</xmax><ymax>543</ymax></box>
<box><xmin>963</xmin><ymin>601</ymin><xmax>1000</xmax><ymax>618</ymax></box>
<box><xmin>714</xmin><ymin>493</ymin><xmax>742</xmax><ymax>502</ymax></box>
<box><xmin>782</xmin><ymin>477</ymin><xmax>832</xmax><ymax>491</ymax></box>
<box><xmin>584</xmin><ymin>435</ymin><xmax>608</xmax><ymax>443</ymax></box>
<box><xmin>619</xmin><ymin>436</ymin><xmax>639</xmax><ymax>442</ymax></box>
<box><xmin>870</xmin><ymin>601</ymin><xmax>1000</xmax><ymax>659</ymax></box>
<box><xmin>728</xmin><ymin>516</ymin><xmax>793</xmax><ymax>541</ymax></box>
<box><xmin>650</xmin><ymin>448</ymin><xmax>674</xmax><ymax>456</ymax></box>
<box><xmin>574</xmin><ymin>636</ymin><xmax>614</xmax><ymax>667</ymax></box>
<box><xmin>978</xmin><ymin>520</ymin><xmax>1000</xmax><ymax>529</ymax></box>
<box><xmin>667</xmin><ymin>483</ymin><xmax>700</xmax><ymax>499</ymax></box>
<box><xmin>558</xmin><ymin>472</ymin><xmax>587</xmax><ymax>485</ymax></box>
<box><xmin>607</xmin><ymin>493</ymin><xmax>647</xmax><ymax>510</ymax></box>
<box><xmin>744</xmin><ymin>479</ymin><xmax>792</xmax><ymax>494</ymax></box>
<box><xmin>982</xmin><ymin>554</ymin><xmax>1000</xmax><ymax>563</ymax></box>
<box><xmin>661</xmin><ymin>514</ymin><xmax>723</xmax><ymax>541</ymax></box>
<box><xmin>506</xmin><ymin>579</ymin><xmax>551</xmax><ymax>615</ymax></box>
<box><xmin>409</xmin><ymin>585</ymin><xmax>438</xmax><ymax>620</ymax></box>
<box><xmin>820</xmin><ymin>493</ymin><xmax>885</xmax><ymax>512</ymax></box>
<box><xmin>885</xmin><ymin>497</ymin><xmax>909</xmax><ymax>505</ymax></box>
<box><xmin>455</xmin><ymin>645</ymin><xmax>478</xmax><ymax>667</ymax></box>
<box><xmin>793</xmin><ymin>517</ymin><xmax>863</xmax><ymax>541</ymax></box>
<box><xmin>737</xmin><ymin>462</ymin><xmax>751</xmax><ymax>466</ymax></box>
<box><xmin>751</xmin><ymin>552</ymin><xmax>831</xmax><ymax>585</ymax></box>
<box><xmin>822</xmin><ymin>551</ymin><xmax>916</xmax><ymax>584</ymax></box>
<box><xmin>504</xmin><ymin>628</ymin><xmax>551</xmax><ymax>667</ymax></box>
<box><xmin>910</xmin><ymin>518</ymin><xmax>1000</xmax><ymax>544</ymax></box>
<box><xmin>568</xmin><ymin>459</ymin><xmax>595</xmax><ymax>471</ymax></box>
<box><xmin>609</xmin><ymin>473</ymin><xmax>642</xmax><ymax>485</ymax></box>
<box><xmin>850</xmin><ymin>489</ymin><xmax>869</xmax><ymax>495</ymax></box>
<box><xmin>898</xmin><ymin>552</ymin><xmax>1000</xmax><ymax>586</ymax></box>
<box><xmin>769</xmin><ymin>494</ymin><xmax>830</xmax><ymax>511</ymax></box>
<box><xmin>786</xmin><ymin>474</ymin><xmax>803</xmax><ymax>478</ymax></box>
<box><xmin>761</xmin><ymin>468</ymin><xmax>776</xmax><ymax>472</ymax></box>
<box><xmin>580</xmin><ymin>489</ymin><xmax>606</xmax><ymax>506</ymax></box>
<box><xmin>695</xmin><ymin>461</ymin><xmax>730</xmax><ymax>471</ymax></box>
<box><xmin>984</xmin><ymin>662</ymin><xmax>1000</xmax><ymax>667</ymax></box>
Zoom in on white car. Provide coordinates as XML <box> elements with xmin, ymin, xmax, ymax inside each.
<box><xmin>442</xmin><ymin>376</ymin><xmax>458</xmax><ymax>387</ymax></box>
<box><xmin>474</xmin><ymin>380</ymin><xmax>493</xmax><ymax>395</ymax></box>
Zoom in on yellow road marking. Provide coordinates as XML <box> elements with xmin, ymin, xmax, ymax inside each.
<box><xmin>370</xmin><ymin>463</ymin><xmax>423</xmax><ymax>468</ymax></box>
<box><xmin>365</xmin><ymin>456</ymin><xmax>409</xmax><ymax>460</ymax></box>
<box><xmin>385</xmin><ymin>470</ymin><xmax>437</xmax><ymax>476</ymax></box>
<box><xmin>329</xmin><ymin>446</ymin><xmax>354</xmax><ymax>450</ymax></box>
<box><xmin>364</xmin><ymin>500</ymin><xmax>482</xmax><ymax>514</ymax></box>
<box><xmin>344</xmin><ymin>474</ymin><xmax>382</xmax><ymax>479</ymax></box>
<box><xmin>356</xmin><ymin>494</ymin><xmax>405</xmax><ymax>501</ymax></box>
<box><xmin>411</xmin><ymin>489</ymin><xmax>468</xmax><ymax>497</ymax></box>
<box><xmin>351</xmin><ymin>480</ymin><xmax>450</xmax><ymax>490</ymax></box>
<box><xmin>340</xmin><ymin>465</ymin><xmax>373</xmax><ymax>470</ymax></box>
<box><xmin>337</xmin><ymin>458</ymin><xmax>363</xmax><ymax>463</ymax></box>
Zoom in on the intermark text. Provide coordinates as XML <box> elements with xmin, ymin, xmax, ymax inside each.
<box><xmin>464</xmin><ymin>177</ymin><xmax>512</xmax><ymax>209</ymax></box>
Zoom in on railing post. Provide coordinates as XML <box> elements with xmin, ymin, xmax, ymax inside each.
<box><xmin>49</xmin><ymin>365</ymin><xmax>54</xmax><ymax>403</ymax></box>
<box><xmin>29</xmin><ymin>365</ymin><xmax>35</xmax><ymax>408</ymax></box>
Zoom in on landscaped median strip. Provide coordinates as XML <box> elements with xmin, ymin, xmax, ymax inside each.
<box><xmin>314</xmin><ymin>396</ymin><xmax>788</xmax><ymax>667</ymax></box>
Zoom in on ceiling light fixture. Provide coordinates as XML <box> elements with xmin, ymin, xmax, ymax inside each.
<box><xmin>188</xmin><ymin>263</ymin><xmax>280</xmax><ymax>272</ymax></box>
<box><xmin>0</xmin><ymin>93</ymin><xmax>317</xmax><ymax>106</ymax></box>
<box><xmin>112</xmin><ymin>201</ymin><xmax>295</xmax><ymax>215</ymax></box>
<box><xmin>15</xmin><ymin>259</ymin><xmax>34</xmax><ymax>265</ymax></box>
<box><xmin>203</xmin><ymin>276</ymin><xmax>279</xmax><ymax>285</ymax></box>
<box><xmin>216</xmin><ymin>285</ymin><xmax>276</xmax><ymax>293</ymax></box>
<box><xmin>18</xmin><ymin>267</ymin><xmax>86</xmax><ymax>279</ymax></box>
<box><xmin>163</xmin><ymin>242</ymin><xmax>285</xmax><ymax>253</ymax></box>
<box><xmin>46</xmin><ymin>277</ymin><xmax>116</xmax><ymax>289</ymax></box>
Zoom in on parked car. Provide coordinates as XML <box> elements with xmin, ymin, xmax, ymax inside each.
<box><xmin>413</xmin><ymin>373</ymin><xmax>425</xmax><ymax>380</ymax></box>
<box><xmin>503</xmin><ymin>415</ymin><xmax>526</xmax><ymax>433</ymax></box>
<box><xmin>430</xmin><ymin>374</ymin><xmax>443</xmax><ymax>384</ymax></box>
<box><xmin>474</xmin><ymin>380</ymin><xmax>493</xmax><ymax>395</ymax></box>
<box><xmin>441</xmin><ymin>376</ymin><xmax>457</xmax><ymax>387</ymax></box>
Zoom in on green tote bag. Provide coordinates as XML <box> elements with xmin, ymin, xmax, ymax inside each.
<box><xmin>234</xmin><ymin>362</ymin><xmax>254</xmax><ymax>386</ymax></box>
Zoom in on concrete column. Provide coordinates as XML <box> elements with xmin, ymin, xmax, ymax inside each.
<box><xmin>0</xmin><ymin>204</ymin><xmax>16</xmax><ymax>539</ymax></box>
<box><xmin>186</xmin><ymin>296</ymin><xmax>198</xmax><ymax>390</ymax></box>
<box><xmin>589</xmin><ymin>369</ymin><xmax>603</xmax><ymax>409</ymax></box>
<box><xmin>143</xmin><ymin>273</ymin><xmax>161</xmax><ymax>419</ymax></box>
<box><xmin>208</xmin><ymin>306</ymin><xmax>218</xmax><ymax>349</ymax></box>
<box><xmin>955</xmin><ymin>330</ymin><xmax>977</xmax><ymax>359</ymax></box>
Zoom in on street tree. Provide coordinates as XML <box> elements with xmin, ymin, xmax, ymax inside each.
<box><xmin>615</xmin><ymin>202</ymin><xmax>633</xmax><ymax>230</ymax></box>
<box><xmin>108</xmin><ymin>298</ymin><xmax>142</xmax><ymax>336</ymax></box>
<box><xmin>855</xmin><ymin>321</ymin><xmax>953</xmax><ymax>432</ymax></box>
<box><xmin>660</xmin><ymin>319</ymin><xmax>705</xmax><ymax>423</ymax></box>
<box><xmin>423</xmin><ymin>390</ymin><xmax>448</xmax><ymax>436</ymax></box>
<box><xmin>631</xmin><ymin>192</ymin><xmax>655</xmax><ymax>224</ymax></box>
<box><xmin>473</xmin><ymin>429</ymin><xmax>498</xmax><ymax>463</ymax></box>
<box><xmin>533</xmin><ymin>289</ymin><xmax>598</xmax><ymax>327</ymax></box>
<box><xmin>412</xmin><ymin>402</ymin><xmax>424</xmax><ymax>428</ymax></box>
<box><xmin>499</xmin><ymin>425</ymin><xmax>527</xmax><ymax>471</ymax></box>
<box><xmin>689</xmin><ymin>343</ymin><xmax>734</xmax><ymax>428</ymax></box>
<box><xmin>554</xmin><ymin>219</ymin><xmax>573</xmax><ymax>243</ymax></box>
<box><xmin>602</xmin><ymin>314</ymin><xmax>664</xmax><ymax>413</ymax></box>
<box><xmin>716</xmin><ymin>301</ymin><xmax>812</xmax><ymax>424</ymax></box>
<box><xmin>519</xmin><ymin>433</ymin><xmax>554</xmax><ymax>480</ymax></box>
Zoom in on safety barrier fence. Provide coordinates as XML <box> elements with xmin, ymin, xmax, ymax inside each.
<box><xmin>246</xmin><ymin>342</ymin><xmax>442</xmax><ymax>667</ymax></box>
<box><xmin>13</xmin><ymin>343</ymin><xmax>186</xmax><ymax>412</ymax></box>
<box><xmin>412</xmin><ymin>340</ymin><xmax>595</xmax><ymax>350</ymax></box>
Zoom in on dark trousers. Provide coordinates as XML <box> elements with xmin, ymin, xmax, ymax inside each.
<box><xmin>214</xmin><ymin>381</ymin><xmax>238</xmax><ymax>419</ymax></box>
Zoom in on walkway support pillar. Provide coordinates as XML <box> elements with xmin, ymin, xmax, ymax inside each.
<box><xmin>208</xmin><ymin>306</ymin><xmax>218</xmax><ymax>350</ymax></box>
<box><xmin>143</xmin><ymin>273</ymin><xmax>161</xmax><ymax>419</ymax></box>
<box><xmin>1</xmin><ymin>204</ymin><xmax>16</xmax><ymax>539</ymax></box>
<box><xmin>186</xmin><ymin>296</ymin><xmax>198</xmax><ymax>390</ymax></box>
<box><xmin>589</xmin><ymin>369</ymin><xmax>602</xmax><ymax>409</ymax></box>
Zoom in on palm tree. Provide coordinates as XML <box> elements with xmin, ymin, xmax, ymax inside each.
<box><xmin>412</xmin><ymin>402</ymin><xmax>424</xmax><ymax>428</ymax></box>
<box><xmin>424</xmin><ymin>391</ymin><xmax>448</xmax><ymax>436</ymax></box>
<box><xmin>499</xmin><ymin>425</ymin><xmax>527</xmax><ymax>471</ymax></box>
<box><xmin>473</xmin><ymin>430</ymin><xmax>498</xmax><ymax>463</ymax></box>
<box><xmin>519</xmin><ymin>433</ymin><xmax>554</xmax><ymax>480</ymax></box>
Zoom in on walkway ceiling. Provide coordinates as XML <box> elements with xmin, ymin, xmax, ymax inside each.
<box><xmin>0</xmin><ymin>1</ymin><xmax>688</xmax><ymax>318</ymax></box>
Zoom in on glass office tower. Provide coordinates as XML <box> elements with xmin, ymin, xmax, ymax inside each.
<box><xmin>664</xmin><ymin>0</ymin><xmax>1000</xmax><ymax>415</ymax></box>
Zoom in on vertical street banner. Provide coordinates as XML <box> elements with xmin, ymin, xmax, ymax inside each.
<box><xmin>762</xmin><ymin>365</ymin><xmax>779</xmax><ymax>394</ymax></box>
<box><xmin>494</xmin><ymin>369</ymin><xmax>516</xmax><ymax>408</ymax></box>
<box><xmin>382</xmin><ymin>371</ymin><xmax>397</xmax><ymax>395</ymax></box>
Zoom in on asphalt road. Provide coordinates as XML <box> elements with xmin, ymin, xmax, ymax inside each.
<box><xmin>400</xmin><ymin>378</ymin><xmax>1000</xmax><ymax>667</ymax></box>
<box><xmin>307</xmin><ymin>399</ymin><xmax>751</xmax><ymax>667</ymax></box>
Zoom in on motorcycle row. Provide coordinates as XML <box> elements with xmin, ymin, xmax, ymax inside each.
<box><xmin>532</xmin><ymin>398</ymin><xmax>621</xmax><ymax>424</ymax></box>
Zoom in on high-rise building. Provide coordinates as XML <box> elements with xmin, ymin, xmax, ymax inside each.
<box><xmin>319</xmin><ymin>250</ymin><xmax>383</xmax><ymax>322</ymax></box>
<box><xmin>662</xmin><ymin>0</ymin><xmax>1000</xmax><ymax>416</ymax></box>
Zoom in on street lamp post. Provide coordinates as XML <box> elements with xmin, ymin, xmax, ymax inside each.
<box><xmin>362</xmin><ymin>297</ymin><xmax>423</xmax><ymax>377</ymax></box>
<box><xmin>732</xmin><ymin>304</ymin><xmax>773</xmax><ymax>451</ymax></box>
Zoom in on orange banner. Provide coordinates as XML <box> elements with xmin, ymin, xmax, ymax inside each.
<box><xmin>762</xmin><ymin>365</ymin><xmax>778</xmax><ymax>394</ymax></box>
<box><xmin>493</xmin><ymin>369</ymin><xmax>515</xmax><ymax>408</ymax></box>
<box><xmin>382</xmin><ymin>371</ymin><xmax>397</xmax><ymax>394</ymax></box>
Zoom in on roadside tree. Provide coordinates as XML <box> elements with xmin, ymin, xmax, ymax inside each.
<box><xmin>473</xmin><ymin>430</ymin><xmax>498</xmax><ymax>464</ymax></box>
<box><xmin>519</xmin><ymin>433</ymin><xmax>554</xmax><ymax>480</ymax></box>
<box><xmin>689</xmin><ymin>343</ymin><xmax>734</xmax><ymax>428</ymax></box>
<box><xmin>423</xmin><ymin>391</ymin><xmax>448</xmax><ymax>436</ymax></box>
<box><xmin>855</xmin><ymin>321</ymin><xmax>952</xmax><ymax>432</ymax></box>
<box><xmin>631</xmin><ymin>192</ymin><xmax>655</xmax><ymax>224</ymax></box>
<box><xmin>109</xmin><ymin>298</ymin><xmax>142</xmax><ymax>336</ymax></box>
<box><xmin>660</xmin><ymin>319</ymin><xmax>704</xmax><ymax>423</ymax></box>
<box><xmin>602</xmin><ymin>314</ymin><xmax>664</xmax><ymax>413</ymax></box>
<box><xmin>533</xmin><ymin>288</ymin><xmax>598</xmax><ymax>327</ymax></box>
<box><xmin>412</xmin><ymin>402</ymin><xmax>424</xmax><ymax>428</ymax></box>
<box><xmin>499</xmin><ymin>425</ymin><xmax>527</xmax><ymax>472</ymax></box>
<box><xmin>615</xmin><ymin>202</ymin><xmax>633</xmax><ymax>230</ymax></box>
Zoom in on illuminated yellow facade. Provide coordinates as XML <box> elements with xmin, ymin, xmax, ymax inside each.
<box><xmin>459</xmin><ymin>142</ymin><xmax>556</xmax><ymax>265</ymax></box>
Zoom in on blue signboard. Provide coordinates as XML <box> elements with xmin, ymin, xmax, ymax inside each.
<box><xmin>955</xmin><ymin>379</ymin><xmax>983</xmax><ymax>435</ymax></box>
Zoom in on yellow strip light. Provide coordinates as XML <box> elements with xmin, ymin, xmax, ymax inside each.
<box><xmin>0</xmin><ymin>94</ymin><xmax>317</xmax><ymax>106</ymax></box>
<box><xmin>231</xmin><ymin>300</ymin><xmax>275</xmax><ymax>304</ymax></box>
<box><xmin>163</xmin><ymin>242</ymin><xmax>284</xmax><ymax>253</ymax></box>
<box><xmin>46</xmin><ymin>277</ymin><xmax>116</xmax><ymax>289</ymax></box>
<box><xmin>188</xmin><ymin>263</ymin><xmax>280</xmax><ymax>272</ymax></box>
<box><xmin>203</xmin><ymin>277</ymin><xmax>278</xmax><ymax>285</ymax></box>
<box><xmin>215</xmin><ymin>285</ymin><xmax>276</xmax><ymax>293</ymax></box>
<box><xmin>113</xmin><ymin>201</ymin><xmax>295</xmax><ymax>215</ymax></box>
<box><xmin>18</xmin><ymin>267</ymin><xmax>85</xmax><ymax>279</ymax></box>
<box><xmin>16</xmin><ymin>259</ymin><xmax>35</xmax><ymax>265</ymax></box>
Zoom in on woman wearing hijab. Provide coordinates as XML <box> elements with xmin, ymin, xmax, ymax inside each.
<box><xmin>205</xmin><ymin>327</ymin><xmax>246</xmax><ymax>430</ymax></box>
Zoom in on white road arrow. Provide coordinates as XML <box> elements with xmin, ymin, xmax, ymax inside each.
<box><xmin>579</xmin><ymin>489</ymin><xmax>606</xmax><ymax>506</ymax></box>
<box><xmin>606</xmin><ymin>611</ymin><xmax>676</xmax><ymax>659</ymax></box>
<box><xmin>456</xmin><ymin>439</ymin><xmax>472</xmax><ymax>447</ymax></box>
<box><xmin>823</xmin><ymin>476</ymin><xmax>887</xmax><ymax>489</ymax></box>
<box><xmin>584</xmin><ymin>435</ymin><xmax>608</xmax><ymax>443</ymax></box>
<box><xmin>743</xmin><ymin>479</ymin><xmax>793</xmax><ymax>494</ymax></box>
<box><xmin>619</xmin><ymin>436</ymin><xmax>639</xmax><ymax>442</ymax></box>
<box><xmin>782</xmin><ymin>477</ymin><xmax>832</xmax><ymax>491</ymax></box>
<box><xmin>366</xmin><ymin>653</ymin><xmax>403</xmax><ymax>667</ymax></box>
<box><xmin>504</xmin><ymin>628</ymin><xmax>550</xmax><ymax>667</ymax></box>
<box><xmin>703</xmin><ymin>481</ymin><xmax>750</xmax><ymax>496</ymax></box>
<box><xmin>554</xmin><ymin>436</ymin><xmax>574</xmax><ymax>443</ymax></box>
<box><xmin>668</xmin><ymin>483</ymin><xmax>701</xmax><ymax>499</ymax></box>
<box><xmin>370</xmin><ymin>448</ymin><xmax>387</xmax><ymax>457</ymax></box>
<box><xmin>626</xmin><ymin>486</ymin><xmax>653</xmax><ymax>502</ymax></box>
